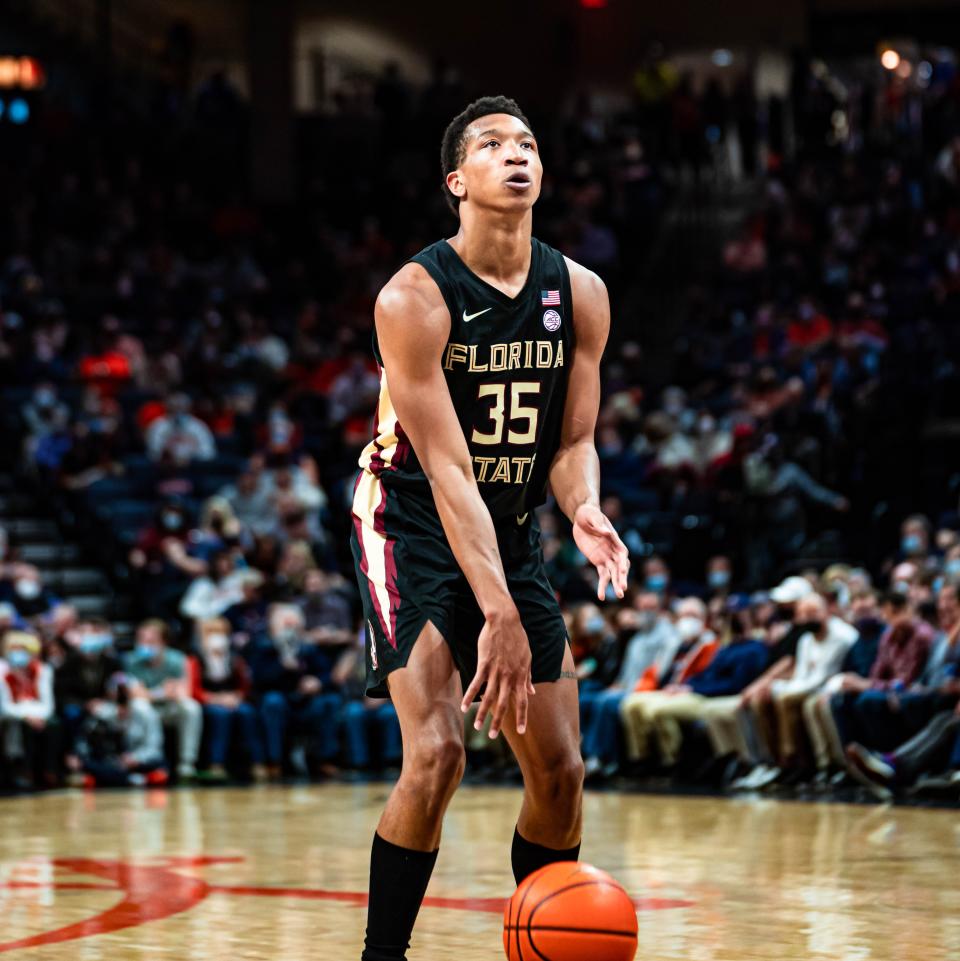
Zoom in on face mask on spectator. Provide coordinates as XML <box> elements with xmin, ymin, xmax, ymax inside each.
<box><xmin>205</xmin><ymin>633</ymin><xmax>230</xmax><ymax>655</ymax></box>
<box><xmin>80</xmin><ymin>633</ymin><xmax>111</xmax><ymax>655</ymax></box>
<box><xmin>946</xmin><ymin>559</ymin><xmax>960</xmax><ymax>578</ymax></box>
<box><xmin>162</xmin><ymin>511</ymin><xmax>184</xmax><ymax>532</ymax></box>
<box><xmin>901</xmin><ymin>534</ymin><xmax>923</xmax><ymax>555</ymax></box>
<box><xmin>893</xmin><ymin>580</ymin><xmax>911</xmax><ymax>594</ymax></box>
<box><xmin>584</xmin><ymin>613</ymin><xmax>606</xmax><ymax>634</ymax></box>
<box><xmin>7</xmin><ymin>649</ymin><xmax>32</xmax><ymax>669</ymax></box>
<box><xmin>646</xmin><ymin>574</ymin><xmax>667</xmax><ymax>593</ymax></box>
<box><xmin>797</xmin><ymin>618</ymin><xmax>824</xmax><ymax>634</ymax></box>
<box><xmin>675</xmin><ymin>616</ymin><xmax>703</xmax><ymax>641</ymax></box>
<box><xmin>135</xmin><ymin>643</ymin><xmax>158</xmax><ymax>661</ymax></box>
<box><xmin>708</xmin><ymin>570</ymin><xmax>730</xmax><ymax>589</ymax></box>
<box><xmin>34</xmin><ymin>387</ymin><xmax>56</xmax><ymax>408</ymax></box>
<box><xmin>637</xmin><ymin>611</ymin><xmax>657</xmax><ymax>632</ymax></box>
<box><xmin>15</xmin><ymin>578</ymin><xmax>41</xmax><ymax>600</ymax></box>
<box><xmin>855</xmin><ymin>616</ymin><xmax>884</xmax><ymax>635</ymax></box>
<box><xmin>276</xmin><ymin>627</ymin><xmax>300</xmax><ymax>647</ymax></box>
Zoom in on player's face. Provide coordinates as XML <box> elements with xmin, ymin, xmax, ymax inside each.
<box><xmin>450</xmin><ymin>113</ymin><xmax>542</xmax><ymax>212</ymax></box>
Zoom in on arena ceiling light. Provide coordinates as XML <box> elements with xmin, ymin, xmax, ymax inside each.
<box><xmin>880</xmin><ymin>49</ymin><xmax>901</xmax><ymax>71</ymax></box>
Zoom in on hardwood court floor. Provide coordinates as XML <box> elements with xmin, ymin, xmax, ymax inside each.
<box><xmin>1</xmin><ymin>783</ymin><xmax>959</xmax><ymax>960</ymax></box>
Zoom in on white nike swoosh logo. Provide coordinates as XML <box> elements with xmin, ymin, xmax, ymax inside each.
<box><xmin>517</xmin><ymin>512</ymin><xmax>529</xmax><ymax>525</ymax></box>
<box><xmin>462</xmin><ymin>308</ymin><xmax>492</xmax><ymax>323</ymax></box>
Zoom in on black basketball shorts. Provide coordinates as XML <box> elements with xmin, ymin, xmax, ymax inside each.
<box><xmin>350</xmin><ymin>473</ymin><xmax>568</xmax><ymax>699</ymax></box>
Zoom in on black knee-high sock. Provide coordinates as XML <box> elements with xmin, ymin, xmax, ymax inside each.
<box><xmin>361</xmin><ymin>832</ymin><xmax>438</xmax><ymax>961</ymax></box>
<box><xmin>511</xmin><ymin>827</ymin><xmax>581</xmax><ymax>887</ymax></box>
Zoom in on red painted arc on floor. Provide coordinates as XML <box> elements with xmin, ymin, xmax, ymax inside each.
<box><xmin>0</xmin><ymin>856</ymin><xmax>694</xmax><ymax>953</ymax></box>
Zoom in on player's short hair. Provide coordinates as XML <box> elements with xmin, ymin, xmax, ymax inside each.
<box><xmin>440</xmin><ymin>95</ymin><xmax>532</xmax><ymax>214</ymax></box>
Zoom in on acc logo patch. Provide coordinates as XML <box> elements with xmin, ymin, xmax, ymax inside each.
<box><xmin>542</xmin><ymin>309</ymin><xmax>561</xmax><ymax>332</ymax></box>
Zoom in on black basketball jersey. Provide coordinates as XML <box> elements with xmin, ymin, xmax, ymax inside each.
<box><xmin>357</xmin><ymin>237</ymin><xmax>574</xmax><ymax>521</ymax></box>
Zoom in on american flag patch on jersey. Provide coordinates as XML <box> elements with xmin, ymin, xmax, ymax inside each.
<box><xmin>541</xmin><ymin>289</ymin><xmax>561</xmax><ymax>306</ymax></box>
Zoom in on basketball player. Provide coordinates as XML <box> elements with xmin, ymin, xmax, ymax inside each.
<box><xmin>351</xmin><ymin>95</ymin><xmax>629</xmax><ymax>961</ymax></box>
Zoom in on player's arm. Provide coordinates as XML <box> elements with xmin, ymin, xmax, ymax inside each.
<box><xmin>375</xmin><ymin>264</ymin><xmax>534</xmax><ymax>738</ymax></box>
<box><xmin>548</xmin><ymin>260</ymin><xmax>629</xmax><ymax>601</ymax></box>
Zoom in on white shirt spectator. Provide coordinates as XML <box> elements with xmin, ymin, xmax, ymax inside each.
<box><xmin>772</xmin><ymin>615</ymin><xmax>858</xmax><ymax>697</ymax></box>
<box><xmin>146</xmin><ymin>413</ymin><xmax>216</xmax><ymax>463</ymax></box>
<box><xmin>179</xmin><ymin>570</ymin><xmax>249</xmax><ymax>621</ymax></box>
<box><xmin>0</xmin><ymin>659</ymin><xmax>54</xmax><ymax>722</ymax></box>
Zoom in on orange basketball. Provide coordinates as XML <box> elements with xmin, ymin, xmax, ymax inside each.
<box><xmin>503</xmin><ymin>861</ymin><xmax>638</xmax><ymax>961</ymax></box>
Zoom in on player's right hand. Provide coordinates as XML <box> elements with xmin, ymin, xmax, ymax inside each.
<box><xmin>461</xmin><ymin>607</ymin><xmax>536</xmax><ymax>740</ymax></box>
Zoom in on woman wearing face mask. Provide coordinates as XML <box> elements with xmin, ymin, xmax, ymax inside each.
<box><xmin>189</xmin><ymin>619</ymin><xmax>265</xmax><ymax>782</ymax></box>
<box><xmin>0</xmin><ymin>631</ymin><xmax>60</xmax><ymax>790</ymax></box>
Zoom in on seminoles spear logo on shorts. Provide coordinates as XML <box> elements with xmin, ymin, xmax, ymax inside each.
<box><xmin>367</xmin><ymin>620</ymin><xmax>378</xmax><ymax>670</ymax></box>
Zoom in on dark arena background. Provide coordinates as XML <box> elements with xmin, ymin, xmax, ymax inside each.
<box><xmin>1</xmin><ymin>1</ymin><xmax>960</xmax><ymax>958</ymax></box>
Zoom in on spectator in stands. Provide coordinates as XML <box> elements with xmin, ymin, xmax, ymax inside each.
<box><xmin>191</xmin><ymin>497</ymin><xmax>244</xmax><ymax>563</ymax></box>
<box><xmin>803</xmin><ymin>589</ymin><xmax>886</xmax><ymax>783</ymax></box>
<box><xmin>224</xmin><ymin>569</ymin><xmax>269</xmax><ymax>646</ymax></box>
<box><xmin>275</xmin><ymin>540</ymin><xmax>318</xmax><ymax>598</ymax></box>
<box><xmin>831</xmin><ymin>586</ymin><xmax>960</xmax><ymax>768</ymax></box>
<box><xmin>69</xmin><ymin>673</ymin><xmax>167</xmax><ymax>788</ymax></box>
<box><xmin>707</xmin><ymin>576</ymin><xmax>812</xmax><ymax>786</ymax></box>
<box><xmin>179</xmin><ymin>548</ymin><xmax>248</xmax><ymax>621</ymax></box>
<box><xmin>21</xmin><ymin>383</ymin><xmax>70</xmax><ymax>465</ymax></box>
<box><xmin>0</xmin><ymin>565</ymin><xmax>57</xmax><ymax>620</ymax></box>
<box><xmin>219</xmin><ymin>457</ymin><xmax>275</xmax><ymax>537</ymax></box>
<box><xmin>829</xmin><ymin>592</ymin><xmax>935</xmax><ymax>753</ymax></box>
<box><xmin>571</xmin><ymin>604</ymin><xmax>621</xmax><ymax>692</ymax></box>
<box><xmin>618</xmin><ymin>597</ymin><xmax>719</xmax><ymax>767</ymax></box>
<box><xmin>642</xmin><ymin>556</ymin><xmax>672</xmax><ymax>598</ymax></box>
<box><xmin>0</xmin><ymin>631</ymin><xmax>59</xmax><ymax>790</ymax></box>
<box><xmin>54</xmin><ymin>618</ymin><xmax>122</xmax><ymax>762</ymax></box>
<box><xmin>750</xmin><ymin>593</ymin><xmax>857</xmax><ymax>783</ymax></box>
<box><xmin>39</xmin><ymin>603</ymin><xmax>80</xmax><ymax>664</ymax></box>
<box><xmin>145</xmin><ymin>393</ymin><xmax>216</xmax><ymax>464</ymax></box>
<box><xmin>706</xmin><ymin>555</ymin><xmax>734</xmax><ymax>598</ymax></box>
<box><xmin>298</xmin><ymin>568</ymin><xmax>354</xmax><ymax>646</ymax></box>
<box><xmin>898</xmin><ymin>515</ymin><xmax>932</xmax><ymax>565</ymax></box>
<box><xmin>246</xmin><ymin>603</ymin><xmax>343</xmax><ymax>779</ymax></box>
<box><xmin>190</xmin><ymin>617</ymin><xmax>265</xmax><ymax>781</ymax></box>
<box><xmin>123</xmin><ymin>619</ymin><xmax>202</xmax><ymax>780</ymax></box>
<box><xmin>582</xmin><ymin>592</ymin><xmax>678</xmax><ymax>780</ymax></box>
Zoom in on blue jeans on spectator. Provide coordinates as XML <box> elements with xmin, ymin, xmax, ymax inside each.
<box><xmin>581</xmin><ymin>688</ymin><xmax>626</xmax><ymax>764</ymax></box>
<box><xmin>260</xmin><ymin>691</ymin><xmax>343</xmax><ymax>765</ymax></box>
<box><xmin>342</xmin><ymin>701</ymin><xmax>402</xmax><ymax>768</ymax></box>
<box><xmin>60</xmin><ymin>702</ymin><xmax>87</xmax><ymax>755</ymax></box>
<box><xmin>204</xmin><ymin>702</ymin><xmax>264</xmax><ymax>767</ymax></box>
<box><xmin>578</xmin><ymin>680</ymin><xmax>605</xmax><ymax>735</ymax></box>
<box><xmin>833</xmin><ymin>690</ymin><xmax>957</xmax><ymax>752</ymax></box>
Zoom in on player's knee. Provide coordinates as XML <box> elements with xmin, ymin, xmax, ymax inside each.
<box><xmin>409</xmin><ymin>734</ymin><xmax>465</xmax><ymax>796</ymax></box>
<box><xmin>530</xmin><ymin>750</ymin><xmax>584</xmax><ymax>804</ymax></box>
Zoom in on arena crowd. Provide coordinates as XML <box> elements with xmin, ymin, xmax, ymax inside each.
<box><xmin>2</xmin><ymin>49</ymin><xmax>960</xmax><ymax>800</ymax></box>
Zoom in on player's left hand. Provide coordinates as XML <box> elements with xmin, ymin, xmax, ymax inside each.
<box><xmin>573</xmin><ymin>503</ymin><xmax>629</xmax><ymax>601</ymax></box>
